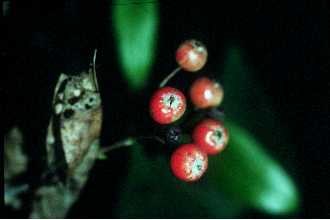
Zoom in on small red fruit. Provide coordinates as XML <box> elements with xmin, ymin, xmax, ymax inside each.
<box><xmin>190</xmin><ymin>77</ymin><xmax>224</xmax><ymax>109</ymax></box>
<box><xmin>170</xmin><ymin>144</ymin><xmax>208</xmax><ymax>182</ymax></box>
<box><xmin>193</xmin><ymin>119</ymin><xmax>229</xmax><ymax>155</ymax></box>
<box><xmin>176</xmin><ymin>39</ymin><xmax>208</xmax><ymax>72</ymax></box>
<box><xmin>150</xmin><ymin>87</ymin><xmax>186</xmax><ymax>124</ymax></box>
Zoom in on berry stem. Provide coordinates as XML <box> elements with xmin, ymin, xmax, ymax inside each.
<box><xmin>101</xmin><ymin>138</ymin><xmax>135</xmax><ymax>153</ymax></box>
<box><xmin>208</xmin><ymin>108</ymin><xmax>225</xmax><ymax>121</ymax></box>
<box><xmin>101</xmin><ymin>136</ymin><xmax>165</xmax><ymax>154</ymax></box>
<box><xmin>159</xmin><ymin>66</ymin><xmax>181</xmax><ymax>88</ymax></box>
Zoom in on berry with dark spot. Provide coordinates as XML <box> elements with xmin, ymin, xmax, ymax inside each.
<box><xmin>193</xmin><ymin>118</ymin><xmax>229</xmax><ymax>155</ymax></box>
<box><xmin>176</xmin><ymin>39</ymin><xmax>208</xmax><ymax>72</ymax></box>
<box><xmin>170</xmin><ymin>144</ymin><xmax>208</xmax><ymax>182</ymax></box>
<box><xmin>150</xmin><ymin>87</ymin><xmax>186</xmax><ymax>124</ymax></box>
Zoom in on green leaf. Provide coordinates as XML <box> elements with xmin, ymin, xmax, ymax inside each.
<box><xmin>208</xmin><ymin>120</ymin><xmax>299</xmax><ymax>215</ymax></box>
<box><xmin>114</xmin><ymin>145</ymin><xmax>241</xmax><ymax>218</ymax></box>
<box><xmin>112</xmin><ymin>0</ymin><xmax>159</xmax><ymax>90</ymax></box>
<box><xmin>211</xmin><ymin>45</ymin><xmax>300</xmax><ymax>215</ymax></box>
<box><xmin>222</xmin><ymin>45</ymin><xmax>293</xmax><ymax>158</ymax></box>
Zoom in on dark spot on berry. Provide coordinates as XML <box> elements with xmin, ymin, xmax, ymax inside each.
<box><xmin>215</xmin><ymin>130</ymin><xmax>222</xmax><ymax>139</ymax></box>
<box><xmin>168</xmin><ymin>95</ymin><xmax>175</xmax><ymax>106</ymax></box>
<box><xmin>63</xmin><ymin>109</ymin><xmax>74</xmax><ymax>119</ymax></box>
<box><xmin>193</xmin><ymin>40</ymin><xmax>202</xmax><ymax>48</ymax></box>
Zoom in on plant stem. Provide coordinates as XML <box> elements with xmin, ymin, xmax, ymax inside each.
<box><xmin>92</xmin><ymin>49</ymin><xmax>99</xmax><ymax>92</ymax></box>
<box><xmin>159</xmin><ymin>67</ymin><xmax>181</xmax><ymax>88</ymax></box>
<box><xmin>101</xmin><ymin>138</ymin><xmax>135</xmax><ymax>153</ymax></box>
<box><xmin>101</xmin><ymin>136</ymin><xmax>165</xmax><ymax>153</ymax></box>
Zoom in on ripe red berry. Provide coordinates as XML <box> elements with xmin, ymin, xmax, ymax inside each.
<box><xmin>190</xmin><ymin>77</ymin><xmax>224</xmax><ymax>109</ymax></box>
<box><xmin>170</xmin><ymin>144</ymin><xmax>208</xmax><ymax>182</ymax></box>
<box><xmin>175</xmin><ymin>39</ymin><xmax>208</xmax><ymax>72</ymax></box>
<box><xmin>150</xmin><ymin>87</ymin><xmax>186</xmax><ymax>124</ymax></box>
<box><xmin>193</xmin><ymin>119</ymin><xmax>229</xmax><ymax>155</ymax></box>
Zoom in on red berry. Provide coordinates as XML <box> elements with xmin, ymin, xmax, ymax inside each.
<box><xmin>170</xmin><ymin>144</ymin><xmax>208</xmax><ymax>182</ymax></box>
<box><xmin>193</xmin><ymin>119</ymin><xmax>229</xmax><ymax>155</ymax></box>
<box><xmin>150</xmin><ymin>87</ymin><xmax>186</xmax><ymax>124</ymax></box>
<box><xmin>190</xmin><ymin>77</ymin><xmax>224</xmax><ymax>109</ymax></box>
<box><xmin>175</xmin><ymin>39</ymin><xmax>207</xmax><ymax>72</ymax></box>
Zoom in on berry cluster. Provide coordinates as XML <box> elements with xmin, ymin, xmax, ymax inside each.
<box><xmin>149</xmin><ymin>39</ymin><xmax>229</xmax><ymax>182</ymax></box>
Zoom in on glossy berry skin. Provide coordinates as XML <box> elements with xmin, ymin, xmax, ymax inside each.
<box><xmin>150</xmin><ymin>87</ymin><xmax>186</xmax><ymax>124</ymax></box>
<box><xmin>190</xmin><ymin>77</ymin><xmax>224</xmax><ymax>109</ymax></box>
<box><xmin>193</xmin><ymin>119</ymin><xmax>229</xmax><ymax>155</ymax></box>
<box><xmin>176</xmin><ymin>39</ymin><xmax>208</xmax><ymax>72</ymax></box>
<box><xmin>170</xmin><ymin>144</ymin><xmax>208</xmax><ymax>182</ymax></box>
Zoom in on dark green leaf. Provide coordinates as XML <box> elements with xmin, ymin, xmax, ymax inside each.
<box><xmin>222</xmin><ymin>46</ymin><xmax>293</xmax><ymax>158</ymax></box>
<box><xmin>112</xmin><ymin>0</ymin><xmax>159</xmax><ymax>90</ymax></box>
<box><xmin>114</xmin><ymin>145</ymin><xmax>241</xmax><ymax>218</ymax></box>
<box><xmin>211</xmin><ymin>45</ymin><xmax>300</xmax><ymax>214</ymax></box>
<box><xmin>208</xmin><ymin>119</ymin><xmax>299</xmax><ymax>215</ymax></box>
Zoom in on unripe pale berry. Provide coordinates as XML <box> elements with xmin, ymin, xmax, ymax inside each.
<box><xmin>190</xmin><ymin>77</ymin><xmax>224</xmax><ymax>109</ymax></box>
<box><xmin>170</xmin><ymin>144</ymin><xmax>208</xmax><ymax>182</ymax></box>
<box><xmin>176</xmin><ymin>39</ymin><xmax>207</xmax><ymax>72</ymax></box>
<box><xmin>150</xmin><ymin>87</ymin><xmax>186</xmax><ymax>124</ymax></box>
<box><xmin>193</xmin><ymin>119</ymin><xmax>229</xmax><ymax>155</ymax></box>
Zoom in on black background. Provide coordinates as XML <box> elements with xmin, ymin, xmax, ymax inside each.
<box><xmin>3</xmin><ymin>0</ymin><xmax>330</xmax><ymax>218</ymax></box>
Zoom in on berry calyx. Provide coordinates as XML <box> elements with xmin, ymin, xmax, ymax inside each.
<box><xmin>176</xmin><ymin>39</ymin><xmax>207</xmax><ymax>72</ymax></box>
<box><xmin>190</xmin><ymin>77</ymin><xmax>224</xmax><ymax>109</ymax></box>
<box><xmin>150</xmin><ymin>87</ymin><xmax>186</xmax><ymax>124</ymax></box>
<box><xmin>170</xmin><ymin>144</ymin><xmax>208</xmax><ymax>182</ymax></box>
<box><xmin>193</xmin><ymin>119</ymin><xmax>229</xmax><ymax>155</ymax></box>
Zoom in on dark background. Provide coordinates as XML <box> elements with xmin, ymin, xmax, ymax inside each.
<box><xmin>3</xmin><ymin>0</ymin><xmax>330</xmax><ymax>218</ymax></box>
